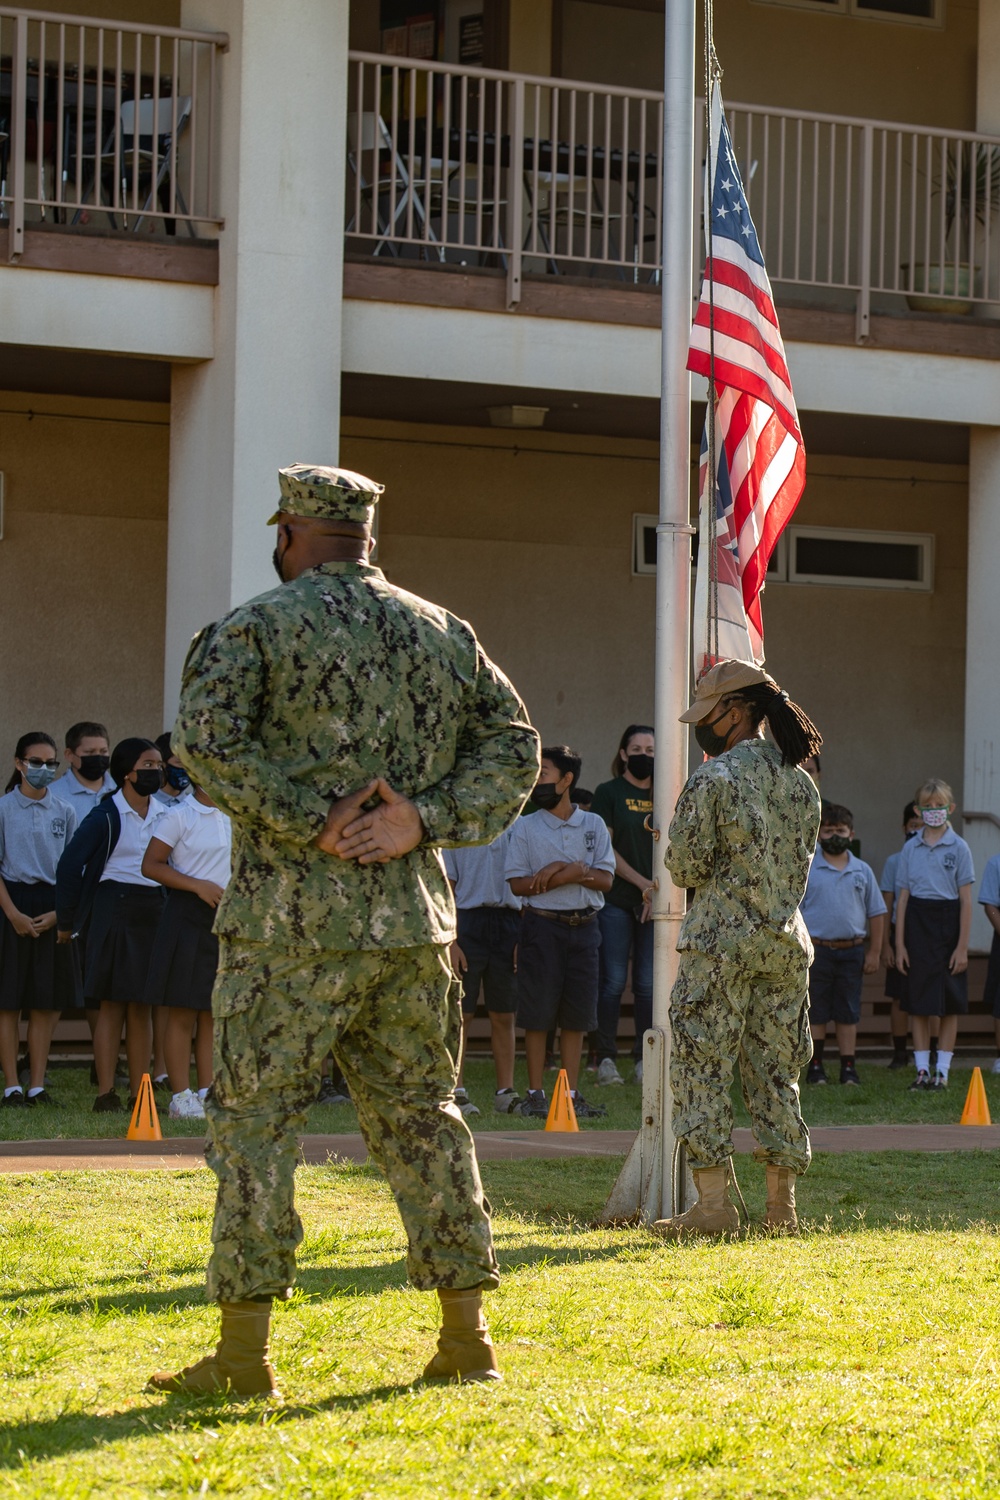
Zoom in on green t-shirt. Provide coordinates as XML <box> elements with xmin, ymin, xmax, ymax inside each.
<box><xmin>590</xmin><ymin>776</ymin><xmax>653</xmax><ymax>911</ymax></box>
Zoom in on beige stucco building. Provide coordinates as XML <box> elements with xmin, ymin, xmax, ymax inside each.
<box><xmin>2</xmin><ymin>0</ymin><xmax>1000</xmax><ymax>952</ymax></box>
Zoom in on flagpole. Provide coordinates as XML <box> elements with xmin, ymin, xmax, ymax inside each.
<box><xmin>601</xmin><ymin>0</ymin><xmax>696</xmax><ymax>1225</ymax></box>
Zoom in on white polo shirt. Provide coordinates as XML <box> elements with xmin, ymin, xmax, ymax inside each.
<box><xmin>100</xmin><ymin>789</ymin><xmax>168</xmax><ymax>887</ymax></box>
<box><xmin>154</xmin><ymin>797</ymin><xmax>232</xmax><ymax>887</ymax></box>
<box><xmin>505</xmin><ymin>808</ymin><xmax>615</xmax><ymax>912</ymax></box>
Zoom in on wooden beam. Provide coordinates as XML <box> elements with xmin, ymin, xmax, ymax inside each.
<box><xmin>0</xmin><ymin>225</ymin><xmax>219</xmax><ymax>285</ymax></box>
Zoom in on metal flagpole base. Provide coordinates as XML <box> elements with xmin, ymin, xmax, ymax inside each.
<box><xmin>599</xmin><ymin>1028</ymin><xmax>692</xmax><ymax>1224</ymax></box>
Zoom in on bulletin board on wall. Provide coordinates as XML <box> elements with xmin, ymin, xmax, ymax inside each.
<box><xmin>379</xmin><ymin>1</ymin><xmax>443</xmax><ymax>59</ymax></box>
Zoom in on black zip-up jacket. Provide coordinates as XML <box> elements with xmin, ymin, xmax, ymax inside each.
<box><xmin>55</xmin><ymin>795</ymin><xmax>122</xmax><ymax>933</ymax></box>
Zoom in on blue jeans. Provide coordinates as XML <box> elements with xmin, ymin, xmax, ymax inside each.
<box><xmin>594</xmin><ymin>902</ymin><xmax>654</xmax><ymax>1061</ymax></box>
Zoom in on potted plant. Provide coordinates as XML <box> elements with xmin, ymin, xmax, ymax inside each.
<box><xmin>905</xmin><ymin>140</ymin><xmax>1000</xmax><ymax>313</ymax></box>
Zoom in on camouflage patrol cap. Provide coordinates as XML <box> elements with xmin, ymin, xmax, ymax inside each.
<box><xmin>268</xmin><ymin>464</ymin><xmax>385</xmax><ymax>526</ymax></box>
<box><xmin>679</xmin><ymin>659</ymin><xmax>777</xmax><ymax>723</ymax></box>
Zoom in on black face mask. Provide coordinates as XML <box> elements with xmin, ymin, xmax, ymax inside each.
<box><xmin>77</xmin><ymin>754</ymin><xmax>110</xmax><ymax>781</ymax></box>
<box><xmin>131</xmin><ymin>769</ymin><xmax>163</xmax><ymax>797</ymax></box>
<box><xmin>819</xmin><ymin>835</ymin><xmax>852</xmax><ymax>856</ymax></box>
<box><xmin>531</xmin><ymin>783</ymin><xmax>563</xmax><ymax>811</ymax></box>
<box><xmin>625</xmin><ymin>753</ymin><xmax>654</xmax><ymax>781</ymax></box>
<box><xmin>693</xmin><ymin>710</ymin><xmax>734</xmax><ymax>758</ymax></box>
<box><xmin>271</xmin><ymin>544</ymin><xmax>287</xmax><ymax>583</ymax></box>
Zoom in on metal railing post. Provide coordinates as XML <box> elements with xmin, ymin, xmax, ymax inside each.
<box><xmin>8</xmin><ymin>10</ymin><xmax>27</xmax><ymax>260</ymax></box>
<box><xmin>856</xmin><ymin>122</ymin><xmax>873</xmax><ymax>344</ymax></box>
<box><xmin>506</xmin><ymin>75</ymin><xmax>524</xmax><ymax>307</ymax></box>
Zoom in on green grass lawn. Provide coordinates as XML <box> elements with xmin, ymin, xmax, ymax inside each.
<box><xmin>5</xmin><ymin>1055</ymin><xmax>1000</xmax><ymax>1142</ymax></box>
<box><xmin>4</xmin><ymin>1153</ymin><xmax>1000</xmax><ymax>1498</ymax></box>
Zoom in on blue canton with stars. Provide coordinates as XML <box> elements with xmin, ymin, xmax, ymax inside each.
<box><xmin>710</xmin><ymin>113</ymin><xmax>765</xmax><ymax>269</ymax></box>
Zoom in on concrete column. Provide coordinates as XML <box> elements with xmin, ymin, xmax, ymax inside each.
<box><xmin>164</xmin><ymin>0</ymin><xmax>349</xmax><ymax>723</ymax></box>
<box><xmin>964</xmin><ymin>427</ymin><xmax>1000</xmax><ymax>950</ymax></box>
<box><xmin>977</xmin><ymin>0</ymin><xmax>1000</xmax><ymax>133</ymax></box>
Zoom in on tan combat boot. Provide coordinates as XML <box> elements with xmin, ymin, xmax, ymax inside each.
<box><xmin>423</xmin><ymin>1288</ymin><xmax>502</xmax><ymax>1383</ymax></box>
<box><xmin>652</xmin><ymin>1165</ymin><xmax>741</xmax><ymax>1241</ymax></box>
<box><xmin>147</xmin><ymin>1299</ymin><xmax>280</xmax><ymax>1398</ymax></box>
<box><xmin>763</xmin><ymin>1164</ymin><xmax>799</xmax><ymax>1234</ymax></box>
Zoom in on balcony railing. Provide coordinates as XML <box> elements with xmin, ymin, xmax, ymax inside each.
<box><xmin>0</xmin><ymin>6</ymin><xmax>228</xmax><ymax>258</ymax></box>
<box><xmin>347</xmin><ymin>50</ymin><xmax>1000</xmax><ymax>328</ymax></box>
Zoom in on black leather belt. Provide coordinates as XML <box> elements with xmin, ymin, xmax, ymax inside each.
<box><xmin>530</xmin><ymin>907</ymin><xmax>598</xmax><ymax>927</ymax></box>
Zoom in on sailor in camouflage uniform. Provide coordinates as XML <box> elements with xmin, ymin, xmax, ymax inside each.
<box><xmin>148</xmin><ymin>464</ymin><xmax>539</xmax><ymax>1398</ymax></box>
<box><xmin>653</xmin><ymin>660</ymin><xmax>822</xmax><ymax>1241</ymax></box>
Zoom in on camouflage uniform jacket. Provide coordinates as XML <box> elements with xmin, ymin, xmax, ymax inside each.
<box><xmin>665</xmin><ymin>737</ymin><xmax>820</xmax><ymax>957</ymax></box>
<box><xmin>174</xmin><ymin>561</ymin><xmax>540</xmax><ymax>952</ymax></box>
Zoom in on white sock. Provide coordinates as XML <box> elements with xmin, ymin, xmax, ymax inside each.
<box><xmin>4</xmin><ymin>1085</ymin><xmax>22</xmax><ymax>1097</ymax></box>
<box><xmin>914</xmin><ymin>1050</ymin><xmax>930</xmax><ymax>1073</ymax></box>
<box><xmin>936</xmin><ymin>1050</ymin><xmax>953</xmax><ymax>1078</ymax></box>
<box><xmin>27</xmin><ymin>1087</ymin><xmax>44</xmax><ymax>1098</ymax></box>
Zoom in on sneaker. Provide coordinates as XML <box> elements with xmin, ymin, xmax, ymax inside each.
<box><xmin>1</xmin><ymin>1089</ymin><xmax>25</xmax><ymax>1108</ymax></box>
<box><xmin>571</xmin><ymin>1093</ymin><xmax>607</xmax><ymax>1119</ymax></box>
<box><xmin>887</xmin><ymin>1051</ymin><xmax>909</xmax><ymax>1070</ymax></box>
<box><xmin>316</xmin><ymin>1079</ymin><xmax>351</xmax><ymax>1106</ymax></box>
<box><xmin>454</xmin><ymin>1088</ymin><xmax>481</xmax><ymax>1118</ymax></box>
<box><xmin>169</xmin><ymin>1088</ymin><xmax>206</xmax><ymax>1120</ymax></box>
<box><xmin>24</xmin><ymin>1090</ymin><xmax>56</xmax><ymax>1107</ymax></box>
<box><xmin>908</xmin><ymin>1069</ymin><xmax>931</xmax><ymax>1091</ymax></box>
<box><xmin>840</xmin><ymin>1063</ymin><xmax>861</xmax><ymax>1087</ymax></box>
<box><xmin>494</xmin><ymin>1088</ymin><xmax>522</xmax><ymax>1114</ymax></box>
<box><xmin>931</xmin><ymin>1071</ymin><xmax>948</xmax><ymax>1090</ymax></box>
<box><xmin>806</xmin><ymin>1060</ymin><xmax>828</xmax><ymax>1085</ymax></box>
<box><xmin>93</xmin><ymin>1090</ymin><xmax>123</xmax><ymax>1113</ymax></box>
<box><xmin>152</xmin><ymin>1075</ymin><xmax>171</xmax><ymax>1096</ymax></box>
<box><xmin>633</xmin><ymin>1060</ymin><xmax>643</xmax><ymax>1085</ymax></box>
<box><xmin>597</xmin><ymin>1058</ymin><xmax>625</xmax><ymax>1087</ymax></box>
<box><xmin>514</xmin><ymin>1091</ymin><xmax>549</xmax><ymax>1119</ymax></box>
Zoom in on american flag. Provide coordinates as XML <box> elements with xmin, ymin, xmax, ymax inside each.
<box><xmin>688</xmin><ymin>84</ymin><xmax>806</xmax><ymax>671</ymax></box>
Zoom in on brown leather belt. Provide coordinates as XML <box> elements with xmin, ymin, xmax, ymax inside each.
<box><xmin>529</xmin><ymin>907</ymin><xmax>599</xmax><ymax>928</ymax></box>
<box><xmin>813</xmin><ymin>937</ymin><xmax>865</xmax><ymax>949</ymax></box>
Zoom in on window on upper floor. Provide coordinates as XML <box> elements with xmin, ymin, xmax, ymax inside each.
<box><xmin>753</xmin><ymin>0</ymin><xmax>942</xmax><ymax>25</ymax></box>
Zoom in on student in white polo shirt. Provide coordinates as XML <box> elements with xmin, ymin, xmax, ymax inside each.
<box><xmin>505</xmin><ymin>745</ymin><xmax>615</xmax><ymax>1120</ymax></box>
<box><xmin>56</xmin><ymin>737</ymin><xmax>167</xmax><ymax>1112</ymax></box>
<box><xmin>800</xmin><ymin>801</ymin><xmax>886</xmax><ymax>1088</ymax></box>
<box><xmin>895</xmin><ymin>777</ymin><xmax>975</xmax><ymax>1091</ymax></box>
<box><xmin>142</xmin><ymin>781</ymin><xmax>232</xmax><ymax>1120</ymax></box>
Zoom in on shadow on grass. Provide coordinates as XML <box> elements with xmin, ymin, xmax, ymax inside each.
<box><xmin>5</xmin><ymin>1238</ymin><xmax>656</xmax><ymax>1318</ymax></box>
<box><xmin>0</xmin><ymin>1381</ymin><xmax>434</xmax><ymax>1469</ymax></box>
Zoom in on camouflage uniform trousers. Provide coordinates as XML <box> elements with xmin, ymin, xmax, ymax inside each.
<box><xmin>669</xmin><ymin>944</ymin><xmax>812</xmax><ymax>1174</ymax></box>
<box><xmin>204</xmin><ymin>938</ymin><xmax>499</xmax><ymax>1302</ymax></box>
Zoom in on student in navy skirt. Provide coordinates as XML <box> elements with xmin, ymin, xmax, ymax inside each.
<box><xmin>0</xmin><ymin>733</ymin><xmax>81</xmax><ymax>1107</ymax></box>
<box><xmin>142</xmin><ymin>778</ymin><xmax>232</xmax><ymax>1121</ymax></box>
<box><xmin>895</xmin><ymin>777</ymin><xmax>974</xmax><ymax>1092</ymax></box>
<box><xmin>56</xmin><ymin>737</ymin><xmax>167</xmax><ymax>1112</ymax></box>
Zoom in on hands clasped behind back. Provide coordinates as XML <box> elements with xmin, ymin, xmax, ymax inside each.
<box><xmin>314</xmin><ymin>777</ymin><xmax>425</xmax><ymax>865</ymax></box>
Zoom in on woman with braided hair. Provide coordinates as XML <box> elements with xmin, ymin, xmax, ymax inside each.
<box><xmin>653</xmin><ymin>660</ymin><xmax>822</xmax><ymax>1240</ymax></box>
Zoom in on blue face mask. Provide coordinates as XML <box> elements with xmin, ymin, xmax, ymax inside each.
<box><xmin>165</xmin><ymin>765</ymin><xmax>191</xmax><ymax>792</ymax></box>
<box><xmin>22</xmin><ymin>764</ymin><xmax>57</xmax><ymax>790</ymax></box>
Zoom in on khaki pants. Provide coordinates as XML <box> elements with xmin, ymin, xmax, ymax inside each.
<box><xmin>669</xmin><ymin>946</ymin><xmax>812</xmax><ymax>1174</ymax></box>
<box><xmin>205</xmin><ymin>940</ymin><xmax>498</xmax><ymax>1301</ymax></box>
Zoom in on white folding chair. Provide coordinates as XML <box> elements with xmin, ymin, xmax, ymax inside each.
<box><xmin>71</xmin><ymin>95</ymin><xmax>193</xmax><ymax>235</ymax></box>
<box><xmin>346</xmin><ymin>110</ymin><xmax>442</xmax><ymax>258</ymax></box>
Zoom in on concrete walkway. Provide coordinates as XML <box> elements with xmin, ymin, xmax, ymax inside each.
<box><xmin>2</xmin><ymin>1123</ymin><xmax>999</xmax><ymax>1173</ymax></box>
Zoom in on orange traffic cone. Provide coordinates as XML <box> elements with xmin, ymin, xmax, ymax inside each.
<box><xmin>127</xmin><ymin>1073</ymin><xmax>163</xmax><ymax>1141</ymax></box>
<box><xmin>960</xmin><ymin>1066</ymin><xmax>992</xmax><ymax>1126</ymax></box>
<box><xmin>544</xmin><ymin>1068</ymin><xmax>579</xmax><ymax>1132</ymax></box>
